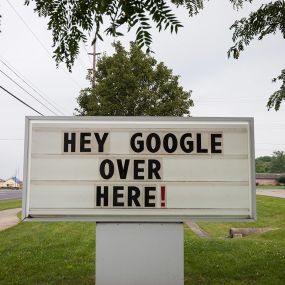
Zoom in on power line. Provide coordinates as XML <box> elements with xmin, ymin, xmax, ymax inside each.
<box><xmin>6</xmin><ymin>0</ymin><xmax>51</xmax><ymax>56</ymax></box>
<box><xmin>78</xmin><ymin>58</ymin><xmax>89</xmax><ymax>71</ymax></box>
<box><xmin>0</xmin><ymin>57</ymin><xmax>65</xmax><ymax>115</ymax></box>
<box><xmin>82</xmin><ymin>42</ymin><xmax>93</xmax><ymax>65</ymax></box>
<box><xmin>0</xmin><ymin>85</ymin><xmax>44</xmax><ymax>116</ymax></box>
<box><xmin>0</xmin><ymin>68</ymin><xmax>58</xmax><ymax>115</ymax></box>
<box><xmin>76</xmin><ymin>52</ymin><xmax>89</xmax><ymax>72</ymax></box>
<box><xmin>6</xmin><ymin>0</ymin><xmax>82</xmax><ymax>89</ymax></box>
<box><xmin>0</xmin><ymin>57</ymin><xmax>66</xmax><ymax>115</ymax></box>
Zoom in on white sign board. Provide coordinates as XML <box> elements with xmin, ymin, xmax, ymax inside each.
<box><xmin>22</xmin><ymin>117</ymin><xmax>255</xmax><ymax>222</ymax></box>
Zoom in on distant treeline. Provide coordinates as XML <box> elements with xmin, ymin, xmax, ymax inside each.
<box><xmin>256</xmin><ymin>151</ymin><xmax>285</xmax><ymax>173</ymax></box>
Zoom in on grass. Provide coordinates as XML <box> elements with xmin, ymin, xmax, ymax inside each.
<box><xmin>0</xmin><ymin>188</ymin><xmax>21</xmax><ymax>190</ymax></box>
<box><xmin>257</xmin><ymin>185</ymin><xmax>285</xmax><ymax>189</ymax></box>
<box><xmin>184</xmin><ymin>228</ymin><xmax>285</xmax><ymax>285</ymax></box>
<box><xmin>198</xmin><ymin>196</ymin><xmax>285</xmax><ymax>238</ymax></box>
<box><xmin>0</xmin><ymin>196</ymin><xmax>284</xmax><ymax>284</ymax></box>
<box><xmin>0</xmin><ymin>199</ymin><xmax>21</xmax><ymax>211</ymax></box>
<box><xmin>0</xmin><ymin>222</ymin><xmax>95</xmax><ymax>285</ymax></box>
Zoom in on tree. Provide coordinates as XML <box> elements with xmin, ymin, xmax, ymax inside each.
<box><xmin>22</xmin><ymin>0</ymin><xmax>250</xmax><ymax>70</ymax></box>
<box><xmin>22</xmin><ymin>0</ymin><xmax>285</xmax><ymax>110</ymax></box>
<box><xmin>8</xmin><ymin>1</ymin><xmax>285</xmax><ymax>109</ymax></box>
<box><xmin>267</xmin><ymin>70</ymin><xmax>285</xmax><ymax>111</ymax></box>
<box><xmin>255</xmin><ymin>152</ymin><xmax>285</xmax><ymax>173</ymax></box>
<box><xmin>227</xmin><ymin>1</ymin><xmax>285</xmax><ymax>111</ymax></box>
<box><xmin>255</xmin><ymin>156</ymin><xmax>272</xmax><ymax>173</ymax></box>
<box><xmin>76</xmin><ymin>42</ymin><xmax>193</xmax><ymax>116</ymax></box>
<box><xmin>270</xmin><ymin>151</ymin><xmax>285</xmax><ymax>173</ymax></box>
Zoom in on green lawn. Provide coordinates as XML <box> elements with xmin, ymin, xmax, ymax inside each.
<box><xmin>198</xmin><ymin>196</ymin><xmax>285</xmax><ymax>238</ymax></box>
<box><xmin>0</xmin><ymin>199</ymin><xmax>21</xmax><ymax>211</ymax></box>
<box><xmin>257</xmin><ymin>185</ymin><xmax>285</xmax><ymax>189</ymax></box>
<box><xmin>0</xmin><ymin>196</ymin><xmax>284</xmax><ymax>284</ymax></box>
<box><xmin>184</xmin><ymin>227</ymin><xmax>285</xmax><ymax>285</ymax></box>
<box><xmin>0</xmin><ymin>222</ymin><xmax>95</xmax><ymax>285</ymax></box>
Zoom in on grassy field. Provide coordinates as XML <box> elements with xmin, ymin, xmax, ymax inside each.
<box><xmin>256</xmin><ymin>185</ymin><xmax>285</xmax><ymax>189</ymax></box>
<box><xmin>198</xmin><ymin>196</ymin><xmax>285</xmax><ymax>238</ymax></box>
<box><xmin>0</xmin><ymin>196</ymin><xmax>284</xmax><ymax>284</ymax></box>
<box><xmin>186</xmin><ymin>196</ymin><xmax>285</xmax><ymax>284</ymax></box>
<box><xmin>0</xmin><ymin>199</ymin><xmax>21</xmax><ymax>211</ymax></box>
<box><xmin>184</xmin><ymin>227</ymin><xmax>285</xmax><ymax>285</ymax></box>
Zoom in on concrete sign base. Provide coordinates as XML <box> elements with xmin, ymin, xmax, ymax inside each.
<box><xmin>96</xmin><ymin>223</ymin><xmax>184</xmax><ymax>285</ymax></box>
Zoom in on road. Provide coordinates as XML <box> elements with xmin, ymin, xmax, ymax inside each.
<box><xmin>0</xmin><ymin>190</ymin><xmax>22</xmax><ymax>201</ymax></box>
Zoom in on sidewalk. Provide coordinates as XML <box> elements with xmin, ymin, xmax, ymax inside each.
<box><xmin>0</xmin><ymin>208</ymin><xmax>21</xmax><ymax>231</ymax></box>
<box><xmin>257</xmin><ymin>189</ymin><xmax>285</xmax><ymax>199</ymax></box>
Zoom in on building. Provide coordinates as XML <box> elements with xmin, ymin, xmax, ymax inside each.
<box><xmin>256</xmin><ymin>173</ymin><xmax>285</xmax><ymax>186</ymax></box>
<box><xmin>0</xmin><ymin>177</ymin><xmax>22</xmax><ymax>189</ymax></box>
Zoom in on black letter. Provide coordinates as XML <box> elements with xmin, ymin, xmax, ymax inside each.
<box><xmin>196</xmin><ymin>133</ymin><xmax>208</xmax><ymax>153</ymax></box>
<box><xmin>113</xmin><ymin>186</ymin><xmax>124</xmax><ymax>207</ymax></box>
<box><xmin>94</xmin><ymin>133</ymin><xmax>109</xmax><ymax>152</ymax></box>
<box><xmin>211</xmin><ymin>134</ymin><xmax>222</xmax><ymax>153</ymax></box>
<box><xmin>146</xmin><ymin>133</ymin><xmax>161</xmax><ymax>153</ymax></box>
<box><xmin>96</xmin><ymin>186</ymin><xmax>108</xmax><ymax>207</ymax></box>
<box><xmin>145</xmin><ymin>186</ymin><xmax>156</xmax><ymax>207</ymax></box>
<box><xmin>180</xmin><ymin>133</ymin><xmax>194</xmax><ymax>153</ymax></box>
<box><xmin>64</xmin><ymin>132</ymin><xmax>76</xmax><ymax>152</ymax></box>
<box><xmin>100</xmin><ymin>159</ymin><xmax>114</xmax><ymax>179</ymax></box>
<box><xmin>130</xmin><ymin>133</ymin><xmax>144</xmax><ymax>153</ymax></box>
<box><xmin>148</xmin><ymin>160</ymin><xmax>161</xmax><ymax>179</ymax></box>
<box><xmin>117</xmin><ymin>159</ymin><xmax>130</xmax><ymax>179</ymax></box>
<box><xmin>127</xmin><ymin>186</ymin><xmax>141</xmax><ymax>207</ymax></box>
<box><xmin>163</xmin><ymin>133</ymin><xmax>178</xmax><ymax>153</ymax></box>
<box><xmin>134</xmin><ymin>160</ymin><xmax>145</xmax><ymax>180</ymax></box>
<box><xmin>80</xmin><ymin>133</ymin><xmax>91</xmax><ymax>152</ymax></box>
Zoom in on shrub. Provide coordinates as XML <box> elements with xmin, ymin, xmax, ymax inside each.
<box><xmin>277</xmin><ymin>176</ymin><xmax>285</xmax><ymax>184</ymax></box>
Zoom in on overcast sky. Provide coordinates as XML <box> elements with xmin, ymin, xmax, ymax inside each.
<box><xmin>0</xmin><ymin>0</ymin><xmax>284</xmax><ymax>180</ymax></box>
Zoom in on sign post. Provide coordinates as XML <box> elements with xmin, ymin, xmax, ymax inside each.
<box><xmin>96</xmin><ymin>223</ymin><xmax>184</xmax><ymax>285</ymax></box>
<box><xmin>22</xmin><ymin>117</ymin><xmax>255</xmax><ymax>284</ymax></box>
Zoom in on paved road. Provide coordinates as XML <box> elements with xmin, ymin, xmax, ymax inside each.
<box><xmin>0</xmin><ymin>190</ymin><xmax>22</xmax><ymax>201</ymax></box>
<box><xmin>257</xmin><ymin>189</ymin><xmax>285</xmax><ymax>199</ymax></box>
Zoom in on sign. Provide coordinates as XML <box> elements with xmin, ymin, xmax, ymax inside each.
<box><xmin>22</xmin><ymin>117</ymin><xmax>255</xmax><ymax>222</ymax></box>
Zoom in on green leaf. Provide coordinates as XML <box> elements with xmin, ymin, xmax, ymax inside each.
<box><xmin>76</xmin><ymin>41</ymin><xmax>193</xmax><ymax>117</ymax></box>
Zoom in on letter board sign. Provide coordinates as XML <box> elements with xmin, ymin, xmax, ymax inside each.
<box><xmin>22</xmin><ymin>117</ymin><xmax>255</xmax><ymax>222</ymax></box>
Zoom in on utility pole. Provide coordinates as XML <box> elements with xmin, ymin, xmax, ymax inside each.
<box><xmin>14</xmin><ymin>169</ymin><xmax>17</xmax><ymax>188</ymax></box>
<box><xmin>88</xmin><ymin>41</ymin><xmax>101</xmax><ymax>89</ymax></box>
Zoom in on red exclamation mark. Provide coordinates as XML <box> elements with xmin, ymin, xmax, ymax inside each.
<box><xmin>161</xmin><ymin>186</ymin><xmax>166</xmax><ymax>208</ymax></box>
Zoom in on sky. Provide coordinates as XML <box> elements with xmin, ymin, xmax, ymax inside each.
<box><xmin>0</xmin><ymin>0</ymin><xmax>284</xmax><ymax>180</ymax></box>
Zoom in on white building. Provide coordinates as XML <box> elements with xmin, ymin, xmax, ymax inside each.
<box><xmin>0</xmin><ymin>177</ymin><xmax>21</xmax><ymax>188</ymax></box>
<box><xmin>0</xmin><ymin>179</ymin><xmax>5</xmax><ymax>188</ymax></box>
